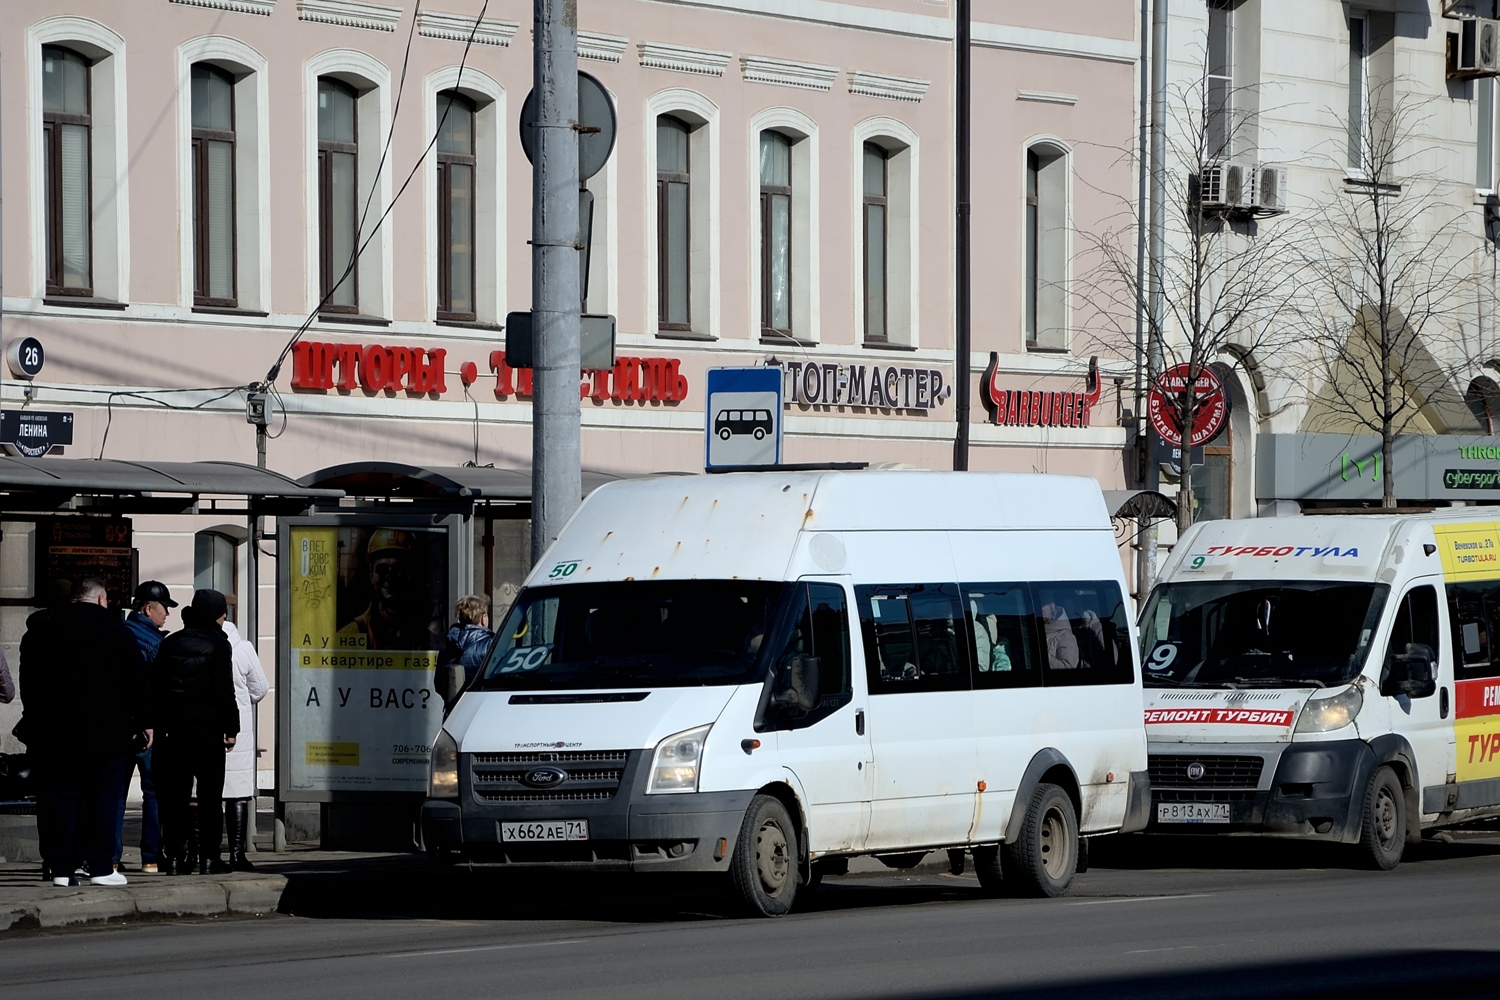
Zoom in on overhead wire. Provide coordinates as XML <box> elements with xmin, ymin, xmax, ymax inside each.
<box><xmin>261</xmin><ymin>0</ymin><xmax>491</xmax><ymax>389</ymax></box>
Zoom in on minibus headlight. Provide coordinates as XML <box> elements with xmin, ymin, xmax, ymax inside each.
<box><xmin>428</xmin><ymin>729</ymin><xmax>460</xmax><ymax>799</ymax></box>
<box><xmin>1295</xmin><ymin>685</ymin><xmax>1364</xmax><ymax>734</ymax></box>
<box><xmin>646</xmin><ymin>724</ymin><xmax>710</xmax><ymax>794</ymax></box>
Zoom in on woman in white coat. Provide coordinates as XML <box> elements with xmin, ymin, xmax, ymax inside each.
<box><xmin>221</xmin><ymin>620</ymin><xmax>268</xmax><ymax>870</ymax></box>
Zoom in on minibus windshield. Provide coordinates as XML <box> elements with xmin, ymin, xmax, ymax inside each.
<box><xmin>473</xmin><ymin>580</ymin><xmax>786</xmax><ymax>690</ymax></box>
<box><xmin>1139</xmin><ymin>580</ymin><xmax>1389</xmax><ymax>688</ymax></box>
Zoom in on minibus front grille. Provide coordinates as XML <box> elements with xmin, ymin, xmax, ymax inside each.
<box><xmin>467</xmin><ymin>751</ymin><xmax>631</xmax><ymax>803</ymax></box>
<box><xmin>1154</xmin><ymin>789</ymin><xmax>1258</xmax><ymax>803</ymax></box>
<box><xmin>1148</xmin><ymin>754</ymin><xmax>1264</xmax><ymax>788</ymax></box>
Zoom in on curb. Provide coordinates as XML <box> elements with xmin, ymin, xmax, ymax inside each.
<box><xmin>0</xmin><ymin>875</ymin><xmax>288</xmax><ymax>932</ymax></box>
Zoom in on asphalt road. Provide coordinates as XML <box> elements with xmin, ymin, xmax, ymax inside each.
<box><xmin>6</xmin><ymin>835</ymin><xmax>1500</xmax><ymax>1000</ymax></box>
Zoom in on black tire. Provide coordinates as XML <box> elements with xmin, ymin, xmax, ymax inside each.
<box><xmin>729</xmin><ymin>794</ymin><xmax>798</xmax><ymax>917</ymax></box>
<box><xmin>1002</xmin><ymin>783</ymin><xmax>1079</xmax><ymax>898</ymax></box>
<box><xmin>1355</xmin><ymin>766</ymin><xmax>1405</xmax><ymax>871</ymax></box>
<box><xmin>753</xmin><ymin>427</ymin><xmax>766</xmax><ymax>440</ymax></box>
<box><xmin>972</xmin><ymin>845</ymin><xmax>1003</xmax><ymax>895</ymax></box>
<box><xmin>718</xmin><ymin>428</ymin><xmax>732</xmax><ymax>441</ymax></box>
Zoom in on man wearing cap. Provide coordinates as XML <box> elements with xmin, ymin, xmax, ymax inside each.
<box><xmin>338</xmin><ymin>529</ymin><xmax>436</xmax><ymax>650</ymax></box>
<box><xmin>151</xmin><ymin>589</ymin><xmax>239</xmax><ymax>875</ymax></box>
<box><xmin>115</xmin><ymin>581</ymin><xmax>176</xmax><ymax>875</ymax></box>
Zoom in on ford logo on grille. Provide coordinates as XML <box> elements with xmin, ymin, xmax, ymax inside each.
<box><xmin>523</xmin><ymin>766</ymin><xmax>568</xmax><ymax>789</ymax></box>
<box><xmin>1186</xmin><ymin>762</ymin><xmax>1206</xmax><ymax>781</ymax></box>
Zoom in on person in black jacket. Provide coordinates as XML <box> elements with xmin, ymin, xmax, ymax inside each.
<box><xmin>151</xmin><ymin>589</ymin><xmax>239</xmax><ymax>875</ymax></box>
<box><xmin>16</xmin><ymin>578</ymin><xmax>152</xmax><ymax>887</ymax></box>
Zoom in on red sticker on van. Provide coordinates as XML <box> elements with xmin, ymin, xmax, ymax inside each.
<box><xmin>1145</xmin><ymin>708</ymin><xmax>1295</xmax><ymax>727</ymax></box>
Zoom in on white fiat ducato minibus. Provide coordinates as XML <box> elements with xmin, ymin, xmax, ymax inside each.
<box><xmin>1141</xmin><ymin>510</ymin><xmax>1500</xmax><ymax>868</ymax></box>
<box><xmin>422</xmin><ymin>470</ymin><xmax>1149</xmax><ymax>915</ymax></box>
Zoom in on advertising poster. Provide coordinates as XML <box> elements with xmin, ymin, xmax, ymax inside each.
<box><xmin>287</xmin><ymin>524</ymin><xmax>447</xmax><ymax>795</ymax></box>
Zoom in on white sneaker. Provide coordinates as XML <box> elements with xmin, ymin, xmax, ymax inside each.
<box><xmin>90</xmin><ymin>870</ymin><xmax>128</xmax><ymax>887</ymax></box>
<box><xmin>52</xmin><ymin>875</ymin><xmax>79</xmax><ymax>887</ymax></box>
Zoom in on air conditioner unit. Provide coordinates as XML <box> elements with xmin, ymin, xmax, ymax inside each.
<box><xmin>1200</xmin><ymin>161</ymin><xmax>1254</xmax><ymax>211</ymax></box>
<box><xmin>1255</xmin><ymin>164</ymin><xmax>1289</xmax><ymax>214</ymax></box>
<box><xmin>1452</xmin><ymin>18</ymin><xmax>1500</xmax><ymax>77</ymax></box>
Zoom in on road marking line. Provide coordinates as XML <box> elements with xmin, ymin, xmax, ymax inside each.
<box><xmin>385</xmin><ymin>939</ymin><xmax>584</xmax><ymax>959</ymax></box>
<box><xmin>1068</xmin><ymin>894</ymin><xmax>1212</xmax><ymax>906</ymax></box>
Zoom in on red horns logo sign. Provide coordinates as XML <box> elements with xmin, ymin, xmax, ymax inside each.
<box><xmin>1147</xmin><ymin>363</ymin><xmax>1228</xmax><ymax>448</ymax></box>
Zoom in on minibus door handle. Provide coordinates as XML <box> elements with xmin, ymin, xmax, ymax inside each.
<box><xmin>1440</xmin><ymin>686</ymin><xmax>1450</xmax><ymax>719</ymax></box>
<box><xmin>855</xmin><ymin>709</ymin><xmax>865</xmax><ymax>736</ymax></box>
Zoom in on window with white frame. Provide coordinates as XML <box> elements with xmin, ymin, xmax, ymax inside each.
<box><xmin>1205</xmin><ymin>0</ymin><xmax>1233</xmax><ymax>160</ymax></box>
<box><xmin>854</xmin><ymin>121</ymin><xmax>918</xmax><ymax>347</ymax></box>
<box><xmin>1348</xmin><ymin>13</ymin><xmax>1367</xmax><ymax>170</ymax></box>
<box><xmin>42</xmin><ymin>45</ymin><xmax>93</xmax><ymax>297</ymax></box>
<box><xmin>436</xmin><ymin>90</ymin><xmax>477</xmax><ymax>322</ymax></box>
<box><xmin>760</xmin><ymin>130</ymin><xmax>794</xmax><ymax>338</ymax></box>
<box><xmin>863</xmin><ymin>142</ymin><xmax>888</xmax><ymax>343</ymax></box>
<box><xmin>318</xmin><ymin>77</ymin><xmax>359</xmax><ymax>312</ymax></box>
<box><xmin>1025</xmin><ymin>144</ymin><xmax>1068</xmax><ymax>351</ymax></box>
<box><xmin>191</xmin><ymin>63</ymin><xmax>237</xmax><ymax>308</ymax></box>
<box><xmin>657</xmin><ymin>115</ymin><xmax>692</xmax><ymax>331</ymax></box>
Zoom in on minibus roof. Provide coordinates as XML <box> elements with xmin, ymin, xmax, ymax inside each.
<box><xmin>539</xmin><ymin>470</ymin><xmax>1112</xmax><ymax>583</ymax></box>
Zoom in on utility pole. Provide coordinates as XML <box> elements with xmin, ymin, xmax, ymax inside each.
<box><xmin>530</xmin><ymin>0</ymin><xmax>582</xmax><ymax>565</ymax></box>
<box><xmin>952</xmin><ymin>0</ymin><xmax>971</xmax><ymax>471</ymax></box>
<box><xmin>1139</xmin><ymin>0</ymin><xmax>1169</xmax><ymax>599</ymax></box>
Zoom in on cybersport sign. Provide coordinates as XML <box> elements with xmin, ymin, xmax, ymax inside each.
<box><xmin>1148</xmin><ymin>363</ymin><xmax>1228</xmax><ymax>448</ymax></box>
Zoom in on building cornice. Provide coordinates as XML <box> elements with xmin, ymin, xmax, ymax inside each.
<box><xmin>580</xmin><ymin>30</ymin><xmax>630</xmax><ymax>62</ymax></box>
<box><xmin>416</xmin><ymin>9</ymin><xmax>519</xmax><ymax>46</ymax></box>
<box><xmin>296</xmin><ymin>0</ymin><xmax>402</xmax><ymax>32</ymax></box>
<box><xmin>1017</xmin><ymin>90</ymin><xmax>1078</xmax><ymax>105</ymax></box>
<box><xmin>847</xmin><ymin>69</ymin><xmax>929</xmax><ymax>102</ymax></box>
<box><xmin>637</xmin><ymin>41</ymin><xmax>732</xmax><ymax>76</ymax></box>
<box><xmin>168</xmin><ymin>0</ymin><xmax>276</xmax><ymax>14</ymax></box>
<box><xmin>741</xmin><ymin>54</ymin><xmax>839</xmax><ymax>91</ymax></box>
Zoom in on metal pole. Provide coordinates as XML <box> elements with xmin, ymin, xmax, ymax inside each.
<box><xmin>530</xmin><ymin>0</ymin><xmax>582</xmax><ymax>565</ymax></box>
<box><xmin>1133</xmin><ymin>0</ymin><xmax>1151</xmax><ymax>602</ymax></box>
<box><xmin>952</xmin><ymin>0</ymin><xmax>971</xmax><ymax>472</ymax></box>
<box><xmin>249</xmin><ymin>424</ymin><xmax>265</xmax><ymax>850</ymax></box>
<box><xmin>1140</xmin><ymin>0</ymin><xmax>1169</xmax><ymax>597</ymax></box>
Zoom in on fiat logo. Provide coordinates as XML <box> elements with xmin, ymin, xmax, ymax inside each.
<box><xmin>1186</xmin><ymin>762</ymin><xmax>1206</xmax><ymax>781</ymax></box>
<box><xmin>523</xmin><ymin>766</ymin><xmax>567</xmax><ymax>789</ymax></box>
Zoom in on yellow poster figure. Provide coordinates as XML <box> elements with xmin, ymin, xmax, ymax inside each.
<box><xmin>336</xmin><ymin>529</ymin><xmax>438</xmax><ymax>651</ymax></box>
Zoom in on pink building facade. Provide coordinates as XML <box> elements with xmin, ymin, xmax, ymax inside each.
<box><xmin>0</xmin><ymin>0</ymin><xmax>1140</xmax><ymax>781</ymax></box>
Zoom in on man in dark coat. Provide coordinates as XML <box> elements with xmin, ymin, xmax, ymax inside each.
<box><xmin>115</xmin><ymin>580</ymin><xmax>176</xmax><ymax>875</ymax></box>
<box><xmin>151</xmin><ymin>589</ymin><xmax>239</xmax><ymax>875</ymax></box>
<box><xmin>17</xmin><ymin>577</ymin><xmax>152</xmax><ymax>887</ymax></box>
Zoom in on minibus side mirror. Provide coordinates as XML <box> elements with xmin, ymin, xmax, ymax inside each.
<box><xmin>1383</xmin><ymin>643</ymin><xmax>1436</xmax><ymax>699</ymax></box>
<box><xmin>772</xmin><ymin>654</ymin><xmax>821</xmax><ymax>715</ymax></box>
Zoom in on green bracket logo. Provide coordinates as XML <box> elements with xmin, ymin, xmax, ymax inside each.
<box><xmin>1339</xmin><ymin>451</ymin><xmax>1381</xmax><ymax>482</ymax></box>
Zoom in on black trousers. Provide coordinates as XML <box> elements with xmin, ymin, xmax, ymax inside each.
<box><xmin>155</xmin><ymin>727</ymin><xmax>227</xmax><ymax>863</ymax></box>
<box><xmin>33</xmin><ymin>750</ymin><xmax>130</xmax><ymax>877</ymax></box>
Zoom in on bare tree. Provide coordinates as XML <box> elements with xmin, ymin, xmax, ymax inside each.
<box><xmin>1292</xmin><ymin>86</ymin><xmax>1481</xmax><ymax>508</ymax></box>
<box><xmin>1076</xmin><ymin>66</ymin><xmax>1306</xmax><ymax>531</ymax></box>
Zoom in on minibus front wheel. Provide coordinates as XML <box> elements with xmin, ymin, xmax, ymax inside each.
<box><xmin>729</xmin><ymin>794</ymin><xmax>799</xmax><ymax>917</ymax></box>
<box><xmin>1355</xmin><ymin>766</ymin><xmax>1406</xmax><ymax>871</ymax></box>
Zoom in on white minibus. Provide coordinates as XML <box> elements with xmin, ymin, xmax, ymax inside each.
<box><xmin>1141</xmin><ymin>510</ymin><xmax>1500</xmax><ymax>868</ymax></box>
<box><xmin>423</xmin><ymin>470</ymin><xmax>1149</xmax><ymax>915</ymax></box>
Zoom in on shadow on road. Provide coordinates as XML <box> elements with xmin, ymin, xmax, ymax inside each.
<box><xmin>885</xmin><ymin>950</ymin><xmax>1500</xmax><ymax>1000</ymax></box>
<box><xmin>1087</xmin><ymin>831</ymin><xmax>1500</xmax><ymax>871</ymax></box>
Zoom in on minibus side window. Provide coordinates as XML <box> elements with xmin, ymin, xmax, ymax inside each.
<box><xmin>1387</xmin><ymin>584</ymin><xmax>1439</xmax><ymax>679</ymax></box>
<box><xmin>962</xmin><ymin>582</ymin><xmax>1042</xmax><ymax>689</ymax></box>
<box><xmin>1032</xmin><ymin>581</ymin><xmax>1135</xmax><ymax>687</ymax></box>
<box><xmin>1446</xmin><ymin>581</ymin><xmax>1500</xmax><ymax>680</ymax></box>
<box><xmin>855</xmin><ymin>583</ymin><xmax>970</xmax><ymax>694</ymax></box>
<box><xmin>764</xmin><ymin>583</ymin><xmax>854</xmax><ymax>730</ymax></box>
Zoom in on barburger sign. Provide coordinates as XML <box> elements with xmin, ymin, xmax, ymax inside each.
<box><xmin>1148</xmin><ymin>363</ymin><xmax>1228</xmax><ymax>448</ymax></box>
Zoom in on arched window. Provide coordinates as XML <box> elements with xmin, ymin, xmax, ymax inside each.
<box><xmin>1024</xmin><ymin>143</ymin><xmax>1068</xmax><ymax>351</ymax></box>
<box><xmin>760</xmin><ymin>130</ymin><xmax>794</xmax><ymax>337</ymax></box>
<box><xmin>657</xmin><ymin>115</ymin><xmax>692</xmax><ymax>331</ymax></box>
<box><xmin>318</xmin><ymin>77</ymin><xmax>359</xmax><ymax>312</ymax></box>
<box><xmin>42</xmin><ymin>45</ymin><xmax>93</xmax><ymax>296</ymax></box>
<box><xmin>863</xmin><ymin>142</ymin><xmax>888</xmax><ymax>342</ymax></box>
<box><xmin>436</xmin><ymin>90</ymin><xmax>477</xmax><ymax>322</ymax></box>
<box><xmin>191</xmin><ymin>63</ymin><xmax>237</xmax><ymax>307</ymax></box>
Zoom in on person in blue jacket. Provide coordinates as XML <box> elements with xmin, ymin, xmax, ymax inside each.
<box><xmin>116</xmin><ymin>581</ymin><xmax>175</xmax><ymax>874</ymax></box>
<box><xmin>438</xmin><ymin>594</ymin><xmax>496</xmax><ymax>699</ymax></box>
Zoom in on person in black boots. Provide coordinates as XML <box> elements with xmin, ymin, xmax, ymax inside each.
<box><xmin>221</xmin><ymin>618</ymin><xmax>268</xmax><ymax>871</ymax></box>
<box><xmin>151</xmin><ymin>589</ymin><xmax>238</xmax><ymax>875</ymax></box>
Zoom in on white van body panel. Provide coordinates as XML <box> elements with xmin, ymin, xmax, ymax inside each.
<box><xmin>424</xmin><ymin>470</ymin><xmax>1149</xmax><ymax>877</ymax></box>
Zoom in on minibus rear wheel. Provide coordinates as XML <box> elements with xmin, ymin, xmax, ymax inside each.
<box><xmin>1002</xmin><ymin>783</ymin><xmax>1078</xmax><ymax>898</ymax></box>
<box><xmin>1355</xmin><ymin>766</ymin><xmax>1405</xmax><ymax>871</ymax></box>
<box><xmin>729</xmin><ymin>794</ymin><xmax>799</xmax><ymax>917</ymax></box>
